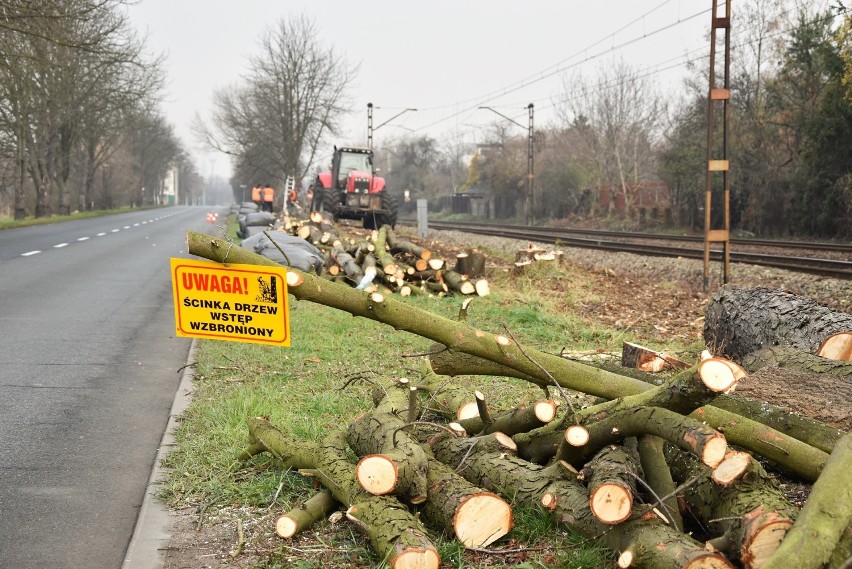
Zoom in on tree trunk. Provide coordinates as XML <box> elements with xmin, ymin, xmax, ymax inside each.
<box><xmin>704</xmin><ymin>285</ymin><xmax>852</xmax><ymax>362</ymax></box>
<box><xmin>740</xmin><ymin>346</ymin><xmax>852</xmax><ymax>377</ymax></box>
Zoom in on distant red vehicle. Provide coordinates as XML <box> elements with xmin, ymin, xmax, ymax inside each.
<box><xmin>310</xmin><ymin>146</ymin><xmax>398</xmax><ymax>229</ymax></box>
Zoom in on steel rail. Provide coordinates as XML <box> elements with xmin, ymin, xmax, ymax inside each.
<box><xmin>425</xmin><ymin>220</ymin><xmax>852</xmax><ymax>254</ymax></box>
<box><xmin>424</xmin><ymin>221</ymin><xmax>852</xmax><ymax>279</ymax></box>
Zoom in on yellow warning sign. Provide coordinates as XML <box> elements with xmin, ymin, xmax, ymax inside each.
<box><xmin>171</xmin><ymin>258</ymin><xmax>290</xmax><ymax>346</ymax></box>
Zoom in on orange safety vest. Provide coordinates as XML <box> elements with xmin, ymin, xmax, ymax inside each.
<box><xmin>251</xmin><ymin>186</ymin><xmax>261</xmax><ymax>201</ymax></box>
<box><xmin>262</xmin><ymin>186</ymin><xmax>274</xmax><ymax>203</ymax></box>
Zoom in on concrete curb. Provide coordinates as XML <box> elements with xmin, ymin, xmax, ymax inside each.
<box><xmin>123</xmin><ymin>339</ymin><xmax>198</xmax><ymax>569</ymax></box>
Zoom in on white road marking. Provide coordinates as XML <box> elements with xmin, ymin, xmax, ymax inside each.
<box><xmin>21</xmin><ymin>250</ymin><xmax>41</xmax><ymax>256</ymax></box>
<box><xmin>123</xmin><ymin>225</ymin><xmax>130</xmax><ymax>229</ymax></box>
<box><xmin>111</xmin><ymin>229</ymin><xmax>120</xmax><ymax>233</ymax></box>
<box><xmin>97</xmin><ymin>232</ymin><xmax>106</xmax><ymax>236</ymax></box>
<box><xmin>77</xmin><ymin>237</ymin><xmax>90</xmax><ymax>241</ymax></box>
<box><xmin>54</xmin><ymin>243</ymin><xmax>68</xmax><ymax>248</ymax></box>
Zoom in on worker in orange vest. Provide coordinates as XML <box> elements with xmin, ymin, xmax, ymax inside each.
<box><xmin>251</xmin><ymin>184</ymin><xmax>261</xmax><ymax>207</ymax></box>
<box><xmin>262</xmin><ymin>184</ymin><xmax>275</xmax><ymax>212</ymax></box>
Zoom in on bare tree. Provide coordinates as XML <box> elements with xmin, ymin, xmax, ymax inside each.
<box><xmin>195</xmin><ymin>14</ymin><xmax>356</xmax><ymax>202</ymax></box>
<box><xmin>0</xmin><ymin>0</ymin><xmax>167</xmax><ymax>217</ymax></box>
<box><xmin>556</xmin><ymin>60</ymin><xmax>666</xmax><ymax>219</ymax></box>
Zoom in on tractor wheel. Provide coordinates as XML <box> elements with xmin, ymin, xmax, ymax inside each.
<box><xmin>380</xmin><ymin>190</ymin><xmax>398</xmax><ymax>229</ymax></box>
<box><xmin>321</xmin><ymin>188</ymin><xmax>340</xmax><ymax>221</ymax></box>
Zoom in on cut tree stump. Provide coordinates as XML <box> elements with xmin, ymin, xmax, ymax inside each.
<box><xmin>704</xmin><ymin>285</ymin><xmax>852</xmax><ymax>362</ymax></box>
<box><xmin>454</xmin><ymin>249</ymin><xmax>486</xmax><ymax>278</ymax></box>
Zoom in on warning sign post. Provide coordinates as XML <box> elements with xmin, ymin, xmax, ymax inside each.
<box><xmin>171</xmin><ymin>258</ymin><xmax>290</xmax><ymax>346</ymax></box>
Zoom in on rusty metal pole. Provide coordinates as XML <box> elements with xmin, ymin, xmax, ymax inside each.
<box><xmin>703</xmin><ymin>0</ymin><xmax>732</xmax><ymax>291</ymax></box>
<box><xmin>527</xmin><ymin>103</ymin><xmax>534</xmax><ymax>226</ymax></box>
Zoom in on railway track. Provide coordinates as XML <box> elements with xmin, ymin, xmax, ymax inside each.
<box><xmin>421</xmin><ymin>221</ymin><xmax>852</xmax><ymax>279</ymax></box>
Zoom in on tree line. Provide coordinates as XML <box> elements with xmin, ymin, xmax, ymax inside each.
<box><xmin>379</xmin><ymin>3</ymin><xmax>852</xmax><ymax>239</ymax></box>
<box><xmin>0</xmin><ymin>0</ymin><xmax>201</xmax><ymax>220</ymax></box>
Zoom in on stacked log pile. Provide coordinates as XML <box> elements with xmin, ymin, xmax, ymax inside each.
<box><xmin>259</xmin><ymin>211</ymin><xmax>490</xmax><ymax>298</ymax></box>
<box><xmin>188</xmin><ymin>232</ymin><xmax>852</xmax><ymax>569</ymax></box>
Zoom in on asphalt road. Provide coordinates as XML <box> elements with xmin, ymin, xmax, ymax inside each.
<box><xmin>0</xmin><ymin>206</ymin><xmax>222</xmax><ymax>568</ymax></box>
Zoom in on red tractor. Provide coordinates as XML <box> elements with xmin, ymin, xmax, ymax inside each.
<box><xmin>310</xmin><ymin>146</ymin><xmax>398</xmax><ymax>229</ymax></box>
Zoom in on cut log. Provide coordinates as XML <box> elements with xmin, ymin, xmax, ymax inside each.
<box><xmin>582</xmin><ymin>445</ymin><xmax>641</xmax><ymax>525</ymax></box>
<box><xmin>556</xmin><ymin>406</ymin><xmax>728</xmax><ymax>469</ymax></box>
<box><xmin>598</xmin><ymin>354</ymin><xmax>845</xmax><ymax>454</ymax></box>
<box><xmin>329</xmin><ymin>245</ymin><xmax>365</xmax><ymax>285</ymax></box>
<box><xmin>441</xmin><ymin>270</ymin><xmax>476</xmax><ymax>295</ymax></box>
<box><xmin>761</xmin><ymin>432</ymin><xmax>852</xmax><ymax>569</ymax></box>
<box><xmin>416</xmin><ymin>364</ymin><xmax>479</xmax><ymax>422</ymax></box>
<box><xmin>665</xmin><ymin>446</ymin><xmax>799</xmax><ymax>568</ymax></box>
<box><xmin>420</xmin><ymin>456</ymin><xmax>512</xmax><ymax>548</ymax></box>
<box><xmin>456</xmin><ymin>398</ymin><xmax>559</xmax><ymax>437</ymax></box>
<box><xmin>816</xmin><ymin>331</ymin><xmax>852</xmax><ymax>361</ymax></box>
<box><xmin>622</xmin><ymin>341</ymin><xmax>691</xmax><ymax>372</ymax></box>
<box><xmin>372</xmin><ymin>226</ymin><xmax>398</xmax><ymax>277</ymax></box>
<box><xmin>275</xmin><ymin>489</ymin><xmax>337</xmax><ymax>538</ymax></box>
<box><xmin>430</xmin><ymin>432</ymin><xmax>733</xmax><ymax>568</ymax></box>
<box><xmin>474</xmin><ymin>279</ymin><xmax>490</xmax><ymax>297</ymax></box>
<box><xmin>314</xmin><ymin>431</ymin><xmax>440</xmax><ymax>569</ymax></box>
<box><xmin>238</xmin><ymin>419</ymin><xmax>439</xmax><ymax>569</ymax></box>
<box><xmin>385</xmin><ymin>228</ymin><xmax>431</xmax><ymax>261</ymax></box>
<box><xmin>711</xmin><ymin>450</ymin><xmax>753</xmax><ymax>486</ymax></box>
<box><xmin>704</xmin><ymin>285</ymin><xmax>852</xmax><ymax>362</ymax></box>
<box><xmin>515</xmin><ymin>362</ymin><xmax>731</xmax><ymax>464</ymax></box>
<box><xmin>347</xmin><ymin>380</ymin><xmax>429</xmax><ymax>503</ymax></box>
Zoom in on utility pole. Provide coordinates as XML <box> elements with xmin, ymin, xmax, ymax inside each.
<box><xmin>479</xmin><ymin>104</ymin><xmax>535</xmax><ymax>225</ymax></box>
<box><xmin>703</xmin><ymin>0</ymin><xmax>732</xmax><ymax>291</ymax></box>
<box><xmin>367</xmin><ymin>103</ymin><xmax>417</xmax><ymax>149</ymax></box>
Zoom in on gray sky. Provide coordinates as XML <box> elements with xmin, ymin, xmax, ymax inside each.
<box><xmin>126</xmin><ymin>0</ymin><xmax>724</xmax><ymax>178</ymax></box>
